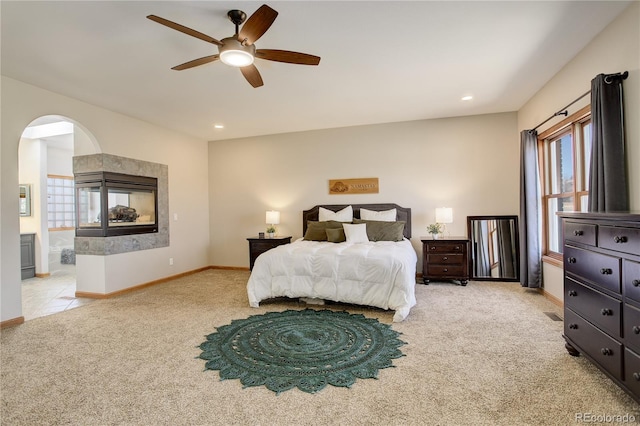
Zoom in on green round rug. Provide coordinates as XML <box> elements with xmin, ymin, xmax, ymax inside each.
<box><xmin>198</xmin><ymin>309</ymin><xmax>406</xmax><ymax>394</ymax></box>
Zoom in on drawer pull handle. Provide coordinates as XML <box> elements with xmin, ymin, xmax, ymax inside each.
<box><xmin>568</xmin><ymin>324</ymin><xmax>578</xmax><ymax>330</ymax></box>
<box><xmin>601</xmin><ymin>348</ymin><xmax>613</xmax><ymax>356</ymax></box>
<box><xmin>431</xmin><ymin>247</ymin><xmax>436</xmax><ymax>250</ymax></box>
<box><xmin>574</xmin><ymin>230</ymin><xmax>584</xmax><ymax>236</ymax></box>
<box><xmin>568</xmin><ymin>290</ymin><xmax>577</xmax><ymax>297</ymax></box>
<box><xmin>633</xmin><ymin>279</ymin><xmax>640</xmax><ymax>287</ymax></box>
<box><xmin>568</xmin><ymin>257</ymin><xmax>577</xmax><ymax>264</ymax></box>
<box><xmin>443</xmin><ymin>256</ymin><xmax>448</xmax><ymax>261</ymax></box>
<box><xmin>443</xmin><ymin>268</ymin><xmax>448</xmax><ymax>272</ymax></box>
<box><xmin>633</xmin><ymin>326</ymin><xmax>640</xmax><ymax>335</ymax></box>
<box><xmin>600</xmin><ymin>268</ymin><xmax>613</xmax><ymax>275</ymax></box>
<box><xmin>614</xmin><ymin>236</ymin><xmax>628</xmax><ymax>243</ymax></box>
<box><xmin>454</xmin><ymin>246</ymin><xmax>460</xmax><ymax>250</ymax></box>
<box><xmin>601</xmin><ymin>308</ymin><xmax>613</xmax><ymax>316</ymax></box>
<box><xmin>634</xmin><ymin>373</ymin><xmax>640</xmax><ymax>381</ymax></box>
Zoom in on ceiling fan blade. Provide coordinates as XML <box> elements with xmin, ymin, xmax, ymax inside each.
<box><xmin>147</xmin><ymin>15</ymin><xmax>223</xmax><ymax>46</ymax></box>
<box><xmin>255</xmin><ymin>49</ymin><xmax>321</xmax><ymax>66</ymax></box>
<box><xmin>240</xmin><ymin>64</ymin><xmax>264</xmax><ymax>88</ymax></box>
<box><xmin>171</xmin><ymin>55</ymin><xmax>219</xmax><ymax>71</ymax></box>
<box><xmin>238</xmin><ymin>4</ymin><xmax>278</xmax><ymax>45</ymax></box>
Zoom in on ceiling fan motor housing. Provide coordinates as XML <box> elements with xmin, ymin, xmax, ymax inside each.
<box><xmin>227</xmin><ymin>10</ymin><xmax>247</xmax><ymax>26</ymax></box>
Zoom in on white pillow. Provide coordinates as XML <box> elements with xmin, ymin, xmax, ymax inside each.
<box><xmin>343</xmin><ymin>223</ymin><xmax>369</xmax><ymax>243</ymax></box>
<box><xmin>360</xmin><ymin>208</ymin><xmax>397</xmax><ymax>222</ymax></box>
<box><xmin>319</xmin><ymin>206</ymin><xmax>353</xmax><ymax>222</ymax></box>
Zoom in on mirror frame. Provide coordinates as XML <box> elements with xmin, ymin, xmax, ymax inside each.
<box><xmin>467</xmin><ymin>215</ymin><xmax>520</xmax><ymax>282</ymax></box>
<box><xmin>19</xmin><ymin>184</ymin><xmax>31</xmax><ymax>217</ymax></box>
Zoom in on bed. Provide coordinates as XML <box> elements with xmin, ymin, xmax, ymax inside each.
<box><xmin>246</xmin><ymin>204</ymin><xmax>418</xmax><ymax>322</ymax></box>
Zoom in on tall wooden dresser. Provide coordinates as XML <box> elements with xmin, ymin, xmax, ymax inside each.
<box><xmin>560</xmin><ymin>212</ymin><xmax>640</xmax><ymax>403</ymax></box>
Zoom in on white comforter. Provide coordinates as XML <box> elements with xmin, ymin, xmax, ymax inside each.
<box><xmin>247</xmin><ymin>238</ymin><xmax>417</xmax><ymax>322</ymax></box>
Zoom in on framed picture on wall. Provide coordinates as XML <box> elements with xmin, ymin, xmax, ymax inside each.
<box><xmin>329</xmin><ymin>178</ymin><xmax>379</xmax><ymax>195</ymax></box>
<box><xmin>19</xmin><ymin>184</ymin><xmax>31</xmax><ymax>216</ymax></box>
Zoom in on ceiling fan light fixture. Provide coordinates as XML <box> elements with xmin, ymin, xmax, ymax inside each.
<box><xmin>219</xmin><ymin>37</ymin><xmax>255</xmax><ymax>67</ymax></box>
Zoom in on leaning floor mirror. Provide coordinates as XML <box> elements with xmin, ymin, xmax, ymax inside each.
<box><xmin>467</xmin><ymin>215</ymin><xmax>519</xmax><ymax>282</ymax></box>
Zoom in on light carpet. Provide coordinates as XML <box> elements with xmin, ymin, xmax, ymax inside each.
<box><xmin>1</xmin><ymin>269</ymin><xmax>639</xmax><ymax>425</ymax></box>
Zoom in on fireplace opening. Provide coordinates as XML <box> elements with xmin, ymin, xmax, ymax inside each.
<box><xmin>75</xmin><ymin>172</ymin><xmax>158</xmax><ymax>237</ymax></box>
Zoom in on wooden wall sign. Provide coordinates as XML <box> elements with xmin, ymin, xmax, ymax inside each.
<box><xmin>329</xmin><ymin>178</ymin><xmax>379</xmax><ymax>195</ymax></box>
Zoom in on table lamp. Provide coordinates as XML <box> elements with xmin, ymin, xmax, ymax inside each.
<box><xmin>266</xmin><ymin>210</ymin><xmax>280</xmax><ymax>238</ymax></box>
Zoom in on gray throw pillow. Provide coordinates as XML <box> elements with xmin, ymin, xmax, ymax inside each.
<box><xmin>303</xmin><ymin>220</ymin><xmax>345</xmax><ymax>241</ymax></box>
<box><xmin>326</xmin><ymin>227</ymin><xmax>346</xmax><ymax>243</ymax></box>
<box><xmin>352</xmin><ymin>219</ymin><xmax>405</xmax><ymax>242</ymax></box>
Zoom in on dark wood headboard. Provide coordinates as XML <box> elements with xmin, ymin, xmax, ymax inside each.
<box><xmin>302</xmin><ymin>203</ymin><xmax>412</xmax><ymax>239</ymax></box>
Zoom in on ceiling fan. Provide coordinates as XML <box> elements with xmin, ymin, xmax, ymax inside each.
<box><xmin>147</xmin><ymin>4</ymin><xmax>321</xmax><ymax>88</ymax></box>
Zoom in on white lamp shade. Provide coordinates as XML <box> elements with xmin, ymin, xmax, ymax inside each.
<box><xmin>435</xmin><ymin>207</ymin><xmax>453</xmax><ymax>224</ymax></box>
<box><xmin>266</xmin><ymin>210</ymin><xmax>280</xmax><ymax>225</ymax></box>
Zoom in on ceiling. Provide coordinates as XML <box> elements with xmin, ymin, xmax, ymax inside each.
<box><xmin>1</xmin><ymin>1</ymin><xmax>631</xmax><ymax>142</ymax></box>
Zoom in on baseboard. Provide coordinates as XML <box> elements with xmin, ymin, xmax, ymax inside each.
<box><xmin>539</xmin><ymin>288</ymin><xmax>563</xmax><ymax>308</ymax></box>
<box><xmin>1</xmin><ymin>316</ymin><xmax>25</xmax><ymax>329</ymax></box>
<box><xmin>75</xmin><ymin>266</ymin><xmax>213</xmax><ymax>299</ymax></box>
<box><xmin>35</xmin><ymin>272</ymin><xmax>51</xmax><ymax>278</ymax></box>
<box><xmin>210</xmin><ymin>265</ymin><xmax>250</xmax><ymax>271</ymax></box>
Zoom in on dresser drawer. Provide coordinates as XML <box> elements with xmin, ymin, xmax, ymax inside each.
<box><xmin>565</xmin><ymin>245</ymin><xmax>621</xmax><ymax>294</ymax></box>
<box><xmin>427</xmin><ymin>253</ymin><xmax>464</xmax><ymax>265</ymax></box>
<box><xmin>624</xmin><ymin>260</ymin><xmax>640</xmax><ymax>303</ymax></box>
<box><xmin>425</xmin><ymin>242</ymin><xmax>465</xmax><ymax>254</ymax></box>
<box><xmin>565</xmin><ymin>308</ymin><xmax>623</xmax><ymax>380</ymax></box>
<box><xmin>599</xmin><ymin>226</ymin><xmax>640</xmax><ymax>255</ymax></box>
<box><xmin>624</xmin><ymin>304</ymin><xmax>640</xmax><ymax>353</ymax></box>
<box><xmin>565</xmin><ymin>221</ymin><xmax>596</xmax><ymax>246</ymax></box>
<box><xmin>426</xmin><ymin>264</ymin><xmax>467</xmax><ymax>276</ymax></box>
<box><xmin>565</xmin><ymin>278</ymin><xmax>621</xmax><ymax>338</ymax></box>
<box><xmin>624</xmin><ymin>348</ymin><xmax>640</xmax><ymax>394</ymax></box>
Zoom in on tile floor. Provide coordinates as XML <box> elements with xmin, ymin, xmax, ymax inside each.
<box><xmin>21</xmin><ymin>264</ymin><xmax>95</xmax><ymax>321</ymax></box>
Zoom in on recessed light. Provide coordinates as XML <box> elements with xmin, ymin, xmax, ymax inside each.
<box><xmin>214</xmin><ymin>124</ymin><xmax>224</xmax><ymax>129</ymax></box>
<box><xmin>461</xmin><ymin>95</ymin><xmax>473</xmax><ymax>101</ymax></box>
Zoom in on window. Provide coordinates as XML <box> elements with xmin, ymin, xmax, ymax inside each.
<box><xmin>47</xmin><ymin>175</ymin><xmax>75</xmax><ymax>230</ymax></box>
<box><xmin>539</xmin><ymin>106</ymin><xmax>591</xmax><ymax>259</ymax></box>
<box><xmin>487</xmin><ymin>219</ymin><xmax>498</xmax><ymax>269</ymax></box>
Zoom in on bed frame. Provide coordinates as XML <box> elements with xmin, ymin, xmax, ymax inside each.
<box><xmin>302</xmin><ymin>203</ymin><xmax>412</xmax><ymax>239</ymax></box>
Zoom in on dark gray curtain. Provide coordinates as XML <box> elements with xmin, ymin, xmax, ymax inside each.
<box><xmin>497</xmin><ymin>219</ymin><xmax>516</xmax><ymax>279</ymax></box>
<box><xmin>588</xmin><ymin>73</ymin><xmax>628</xmax><ymax>212</ymax></box>
<box><xmin>519</xmin><ymin>130</ymin><xmax>541</xmax><ymax>288</ymax></box>
<box><xmin>475</xmin><ymin>221</ymin><xmax>490</xmax><ymax>277</ymax></box>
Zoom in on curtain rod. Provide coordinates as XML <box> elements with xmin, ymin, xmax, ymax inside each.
<box><xmin>531</xmin><ymin>90</ymin><xmax>589</xmax><ymax>132</ymax></box>
<box><xmin>531</xmin><ymin>71</ymin><xmax>628</xmax><ymax>132</ymax></box>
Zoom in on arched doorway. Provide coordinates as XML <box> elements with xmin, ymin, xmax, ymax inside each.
<box><xmin>18</xmin><ymin>115</ymin><xmax>100</xmax><ymax>320</ymax></box>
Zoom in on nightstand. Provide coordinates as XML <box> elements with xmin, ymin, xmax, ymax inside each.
<box><xmin>421</xmin><ymin>237</ymin><xmax>470</xmax><ymax>286</ymax></box>
<box><xmin>247</xmin><ymin>236</ymin><xmax>292</xmax><ymax>270</ymax></box>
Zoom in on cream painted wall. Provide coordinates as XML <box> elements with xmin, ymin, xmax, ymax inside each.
<box><xmin>517</xmin><ymin>2</ymin><xmax>640</xmax><ymax>303</ymax></box>
<box><xmin>1</xmin><ymin>77</ymin><xmax>210</xmax><ymax>322</ymax></box>
<box><xmin>18</xmin><ymin>139</ymin><xmax>44</xmax><ymax>235</ymax></box>
<box><xmin>48</xmin><ymin>146</ymin><xmax>73</xmax><ymax>176</ymax></box>
<box><xmin>209</xmin><ymin>112</ymin><xmax>519</xmax><ymax>269</ymax></box>
<box><xmin>18</xmin><ymin>138</ymin><xmax>49</xmax><ymax>275</ymax></box>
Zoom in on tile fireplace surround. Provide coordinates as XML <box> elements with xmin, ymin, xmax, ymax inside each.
<box><xmin>73</xmin><ymin>153</ymin><xmax>169</xmax><ymax>256</ymax></box>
